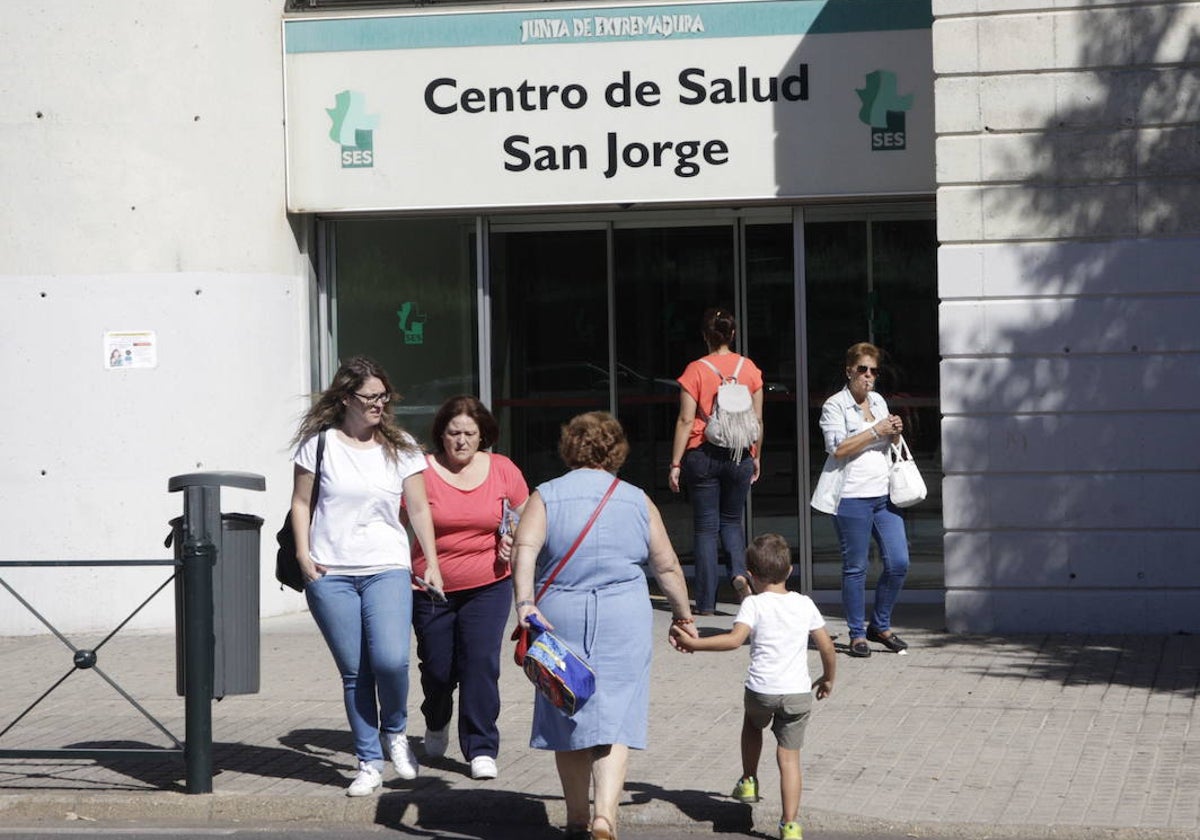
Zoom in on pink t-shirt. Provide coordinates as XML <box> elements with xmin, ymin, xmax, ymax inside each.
<box><xmin>410</xmin><ymin>453</ymin><xmax>529</xmax><ymax>592</ymax></box>
<box><xmin>676</xmin><ymin>353</ymin><xmax>764</xmax><ymax>452</ymax></box>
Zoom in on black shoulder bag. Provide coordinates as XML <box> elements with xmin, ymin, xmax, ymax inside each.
<box><xmin>275</xmin><ymin>430</ymin><xmax>326</xmax><ymax>592</ymax></box>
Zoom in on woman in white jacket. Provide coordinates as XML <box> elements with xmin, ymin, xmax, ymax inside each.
<box><xmin>811</xmin><ymin>342</ymin><xmax>909</xmax><ymax>658</ymax></box>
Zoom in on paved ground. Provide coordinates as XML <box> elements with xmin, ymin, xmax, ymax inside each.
<box><xmin>1</xmin><ymin>592</ymin><xmax>1198</xmax><ymax>839</ymax></box>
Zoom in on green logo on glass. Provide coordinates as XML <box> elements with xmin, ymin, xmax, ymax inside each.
<box><xmin>397</xmin><ymin>302</ymin><xmax>426</xmax><ymax>345</ymax></box>
<box><xmin>327</xmin><ymin>90</ymin><xmax>379</xmax><ymax>169</ymax></box>
<box><xmin>856</xmin><ymin>70</ymin><xmax>912</xmax><ymax>151</ymax></box>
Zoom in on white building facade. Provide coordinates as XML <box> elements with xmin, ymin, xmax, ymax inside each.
<box><xmin>934</xmin><ymin>0</ymin><xmax>1200</xmax><ymax>632</ymax></box>
<box><xmin>0</xmin><ymin>0</ymin><xmax>1195</xmax><ymax>635</ymax></box>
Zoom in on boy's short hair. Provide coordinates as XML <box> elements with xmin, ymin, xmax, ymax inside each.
<box><xmin>746</xmin><ymin>533</ymin><xmax>793</xmax><ymax>584</ymax></box>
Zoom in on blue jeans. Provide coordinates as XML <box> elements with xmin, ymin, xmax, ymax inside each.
<box><xmin>833</xmin><ymin>496</ymin><xmax>910</xmax><ymax>640</ymax></box>
<box><xmin>412</xmin><ymin>577</ymin><xmax>512</xmax><ymax>761</ymax></box>
<box><xmin>305</xmin><ymin>569</ymin><xmax>413</xmax><ymax>763</ymax></box>
<box><xmin>682</xmin><ymin>443</ymin><xmax>755</xmax><ymax>613</ymax></box>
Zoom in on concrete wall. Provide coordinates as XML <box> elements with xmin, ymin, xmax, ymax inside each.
<box><xmin>933</xmin><ymin>0</ymin><xmax>1200</xmax><ymax>632</ymax></box>
<box><xmin>0</xmin><ymin>1</ymin><xmax>314</xmax><ymax>634</ymax></box>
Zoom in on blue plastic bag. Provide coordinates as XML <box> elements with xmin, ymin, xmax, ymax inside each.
<box><xmin>523</xmin><ymin>615</ymin><xmax>596</xmax><ymax>716</ymax></box>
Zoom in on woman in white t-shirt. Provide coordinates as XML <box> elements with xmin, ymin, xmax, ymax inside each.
<box><xmin>289</xmin><ymin>356</ymin><xmax>441</xmax><ymax>797</ymax></box>
<box><xmin>812</xmin><ymin>342</ymin><xmax>910</xmax><ymax>659</ymax></box>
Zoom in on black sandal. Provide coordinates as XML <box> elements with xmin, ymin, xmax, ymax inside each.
<box><xmin>867</xmin><ymin>625</ymin><xmax>909</xmax><ymax>653</ymax></box>
<box><xmin>848</xmin><ymin>638</ymin><xmax>871</xmax><ymax>657</ymax></box>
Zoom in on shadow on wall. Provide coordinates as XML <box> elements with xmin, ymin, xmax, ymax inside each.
<box><xmin>940</xmin><ymin>6</ymin><xmax>1200</xmax><ymax>632</ymax></box>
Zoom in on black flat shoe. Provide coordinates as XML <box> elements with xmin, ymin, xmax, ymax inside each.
<box><xmin>867</xmin><ymin>625</ymin><xmax>909</xmax><ymax>653</ymax></box>
<box><xmin>848</xmin><ymin>638</ymin><xmax>871</xmax><ymax>657</ymax></box>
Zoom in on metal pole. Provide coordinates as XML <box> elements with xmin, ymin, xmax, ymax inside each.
<box><xmin>182</xmin><ymin>537</ymin><xmax>215</xmax><ymax>794</ymax></box>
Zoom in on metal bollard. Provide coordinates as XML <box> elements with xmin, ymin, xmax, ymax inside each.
<box><xmin>182</xmin><ymin>538</ymin><xmax>215</xmax><ymax>794</ymax></box>
<box><xmin>168</xmin><ymin>471</ymin><xmax>265</xmax><ymax>794</ymax></box>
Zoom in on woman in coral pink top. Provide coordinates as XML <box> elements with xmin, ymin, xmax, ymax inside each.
<box><xmin>409</xmin><ymin>396</ymin><xmax>528</xmax><ymax>781</ymax></box>
<box><xmin>669</xmin><ymin>308</ymin><xmax>765</xmax><ymax>615</ymax></box>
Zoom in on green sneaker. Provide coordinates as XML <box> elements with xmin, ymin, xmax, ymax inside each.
<box><xmin>779</xmin><ymin>821</ymin><xmax>803</xmax><ymax>840</ymax></box>
<box><xmin>731</xmin><ymin>775</ymin><xmax>759</xmax><ymax>803</ymax></box>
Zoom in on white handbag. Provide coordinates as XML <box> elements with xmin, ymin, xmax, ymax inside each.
<box><xmin>888</xmin><ymin>436</ymin><xmax>927</xmax><ymax>508</ymax></box>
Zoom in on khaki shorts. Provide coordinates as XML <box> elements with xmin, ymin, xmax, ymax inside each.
<box><xmin>743</xmin><ymin>688</ymin><xmax>813</xmax><ymax>751</ymax></box>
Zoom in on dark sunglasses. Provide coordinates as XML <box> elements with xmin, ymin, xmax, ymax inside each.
<box><xmin>855</xmin><ymin>365</ymin><xmax>879</xmax><ymax>376</ymax></box>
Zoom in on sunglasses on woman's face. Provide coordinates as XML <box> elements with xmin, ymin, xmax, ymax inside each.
<box><xmin>855</xmin><ymin>365</ymin><xmax>879</xmax><ymax>376</ymax></box>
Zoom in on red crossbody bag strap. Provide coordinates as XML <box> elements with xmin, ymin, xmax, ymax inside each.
<box><xmin>534</xmin><ymin>476</ymin><xmax>620</xmax><ymax>604</ymax></box>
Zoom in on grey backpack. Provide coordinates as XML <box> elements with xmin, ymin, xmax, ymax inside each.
<box><xmin>698</xmin><ymin>356</ymin><xmax>759</xmax><ymax>461</ymax></box>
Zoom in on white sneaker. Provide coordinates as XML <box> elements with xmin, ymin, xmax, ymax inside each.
<box><xmin>424</xmin><ymin>726</ymin><xmax>449</xmax><ymax>758</ymax></box>
<box><xmin>387</xmin><ymin>731</ymin><xmax>419</xmax><ymax>780</ymax></box>
<box><xmin>346</xmin><ymin>760</ymin><xmax>383</xmax><ymax>797</ymax></box>
<box><xmin>470</xmin><ymin>755</ymin><xmax>498</xmax><ymax>780</ymax></box>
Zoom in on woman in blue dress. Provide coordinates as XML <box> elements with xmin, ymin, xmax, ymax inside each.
<box><xmin>512</xmin><ymin>412</ymin><xmax>697</xmax><ymax>840</ymax></box>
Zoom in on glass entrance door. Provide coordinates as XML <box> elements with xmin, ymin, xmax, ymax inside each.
<box><xmin>612</xmin><ymin>224</ymin><xmax>736</xmax><ymax>559</ymax></box>
<box><xmin>328</xmin><ymin>207</ymin><xmax>938</xmax><ymax>599</ymax></box>
<box><xmin>804</xmin><ymin>212</ymin><xmax>941</xmax><ymax>592</ymax></box>
<box><xmin>489</xmin><ymin>217</ymin><xmax>801</xmax><ymax>579</ymax></box>
<box><xmin>489</xmin><ymin>228</ymin><xmax>610</xmax><ymax>487</ymax></box>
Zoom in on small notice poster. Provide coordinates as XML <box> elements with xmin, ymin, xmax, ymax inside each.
<box><xmin>104</xmin><ymin>330</ymin><xmax>157</xmax><ymax>370</ymax></box>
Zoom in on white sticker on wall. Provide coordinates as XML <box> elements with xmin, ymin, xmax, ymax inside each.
<box><xmin>104</xmin><ymin>331</ymin><xmax>158</xmax><ymax>370</ymax></box>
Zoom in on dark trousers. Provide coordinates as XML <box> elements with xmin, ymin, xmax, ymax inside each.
<box><xmin>411</xmin><ymin>576</ymin><xmax>513</xmax><ymax>761</ymax></box>
<box><xmin>681</xmin><ymin>442</ymin><xmax>755</xmax><ymax>613</ymax></box>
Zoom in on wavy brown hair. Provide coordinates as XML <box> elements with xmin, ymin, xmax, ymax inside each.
<box><xmin>291</xmin><ymin>356</ymin><xmax>419</xmax><ymax>462</ymax></box>
<box><xmin>558</xmin><ymin>411</ymin><xmax>629</xmax><ymax>473</ymax></box>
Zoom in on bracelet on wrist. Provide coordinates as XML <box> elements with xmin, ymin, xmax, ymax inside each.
<box><xmin>671</xmin><ymin>616</ymin><xmax>695</xmax><ymax>626</ymax></box>
<box><xmin>669</xmin><ymin>463</ymin><xmax>681</xmax><ymax>470</ymax></box>
<box><xmin>516</xmin><ymin>599</ymin><xmax>534</xmax><ymax>608</ymax></box>
<box><xmin>869</xmin><ymin>427</ymin><xmax>880</xmax><ymax>440</ymax></box>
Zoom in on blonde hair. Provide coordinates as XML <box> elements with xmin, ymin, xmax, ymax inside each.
<box><xmin>844</xmin><ymin>342</ymin><xmax>881</xmax><ymax>370</ymax></box>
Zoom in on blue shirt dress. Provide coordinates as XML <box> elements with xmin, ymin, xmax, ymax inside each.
<box><xmin>529</xmin><ymin>468</ymin><xmax>653</xmax><ymax>751</ymax></box>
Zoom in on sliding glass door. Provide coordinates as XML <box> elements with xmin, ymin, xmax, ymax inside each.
<box><xmin>488</xmin><ymin>216</ymin><xmax>799</xmax><ymax>572</ymax></box>
<box><xmin>328</xmin><ymin>205</ymin><xmax>939</xmax><ymax>597</ymax></box>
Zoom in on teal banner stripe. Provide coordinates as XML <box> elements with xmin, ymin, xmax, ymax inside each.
<box><xmin>285</xmin><ymin>0</ymin><xmax>932</xmax><ymax>54</ymax></box>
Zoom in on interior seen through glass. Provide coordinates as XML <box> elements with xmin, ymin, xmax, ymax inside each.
<box><xmin>333</xmin><ymin>212</ymin><xmax>940</xmax><ymax>594</ymax></box>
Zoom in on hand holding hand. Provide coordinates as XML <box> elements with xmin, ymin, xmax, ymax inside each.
<box><xmin>668</xmin><ymin>621</ymin><xmax>699</xmax><ymax>652</ymax></box>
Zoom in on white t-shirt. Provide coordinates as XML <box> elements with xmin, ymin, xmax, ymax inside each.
<box><xmin>294</xmin><ymin>431</ymin><xmax>427</xmax><ymax>573</ymax></box>
<box><xmin>734</xmin><ymin>591</ymin><xmax>826</xmax><ymax>695</ymax></box>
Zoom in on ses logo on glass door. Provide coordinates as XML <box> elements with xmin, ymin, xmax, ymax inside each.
<box><xmin>856</xmin><ymin>70</ymin><xmax>912</xmax><ymax>151</ymax></box>
<box><xmin>327</xmin><ymin>90</ymin><xmax>379</xmax><ymax>168</ymax></box>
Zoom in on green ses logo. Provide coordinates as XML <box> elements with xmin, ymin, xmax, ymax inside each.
<box><xmin>327</xmin><ymin>90</ymin><xmax>379</xmax><ymax>169</ymax></box>
<box><xmin>856</xmin><ymin>70</ymin><xmax>913</xmax><ymax>151</ymax></box>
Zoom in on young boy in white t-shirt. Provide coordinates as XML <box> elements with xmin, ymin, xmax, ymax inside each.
<box><xmin>671</xmin><ymin>533</ymin><xmax>836</xmax><ymax>840</ymax></box>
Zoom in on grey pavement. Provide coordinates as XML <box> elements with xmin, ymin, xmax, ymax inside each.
<box><xmin>1</xmin><ymin>593</ymin><xmax>1198</xmax><ymax>839</ymax></box>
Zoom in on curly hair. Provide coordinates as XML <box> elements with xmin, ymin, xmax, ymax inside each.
<box><xmin>291</xmin><ymin>355</ymin><xmax>419</xmax><ymax>462</ymax></box>
<box><xmin>430</xmin><ymin>395</ymin><xmax>499</xmax><ymax>454</ymax></box>
<box><xmin>746</xmin><ymin>533</ymin><xmax>794</xmax><ymax>585</ymax></box>
<box><xmin>558</xmin><ymin>411</ymin><xmax>629</xmax><ymax>473</ymax></box>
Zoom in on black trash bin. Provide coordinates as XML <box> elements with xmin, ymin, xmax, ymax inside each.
<box><xmin>169</xmin><ymin>513</ymin><xmax>264</xmax><ymax>698</ymax></box>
